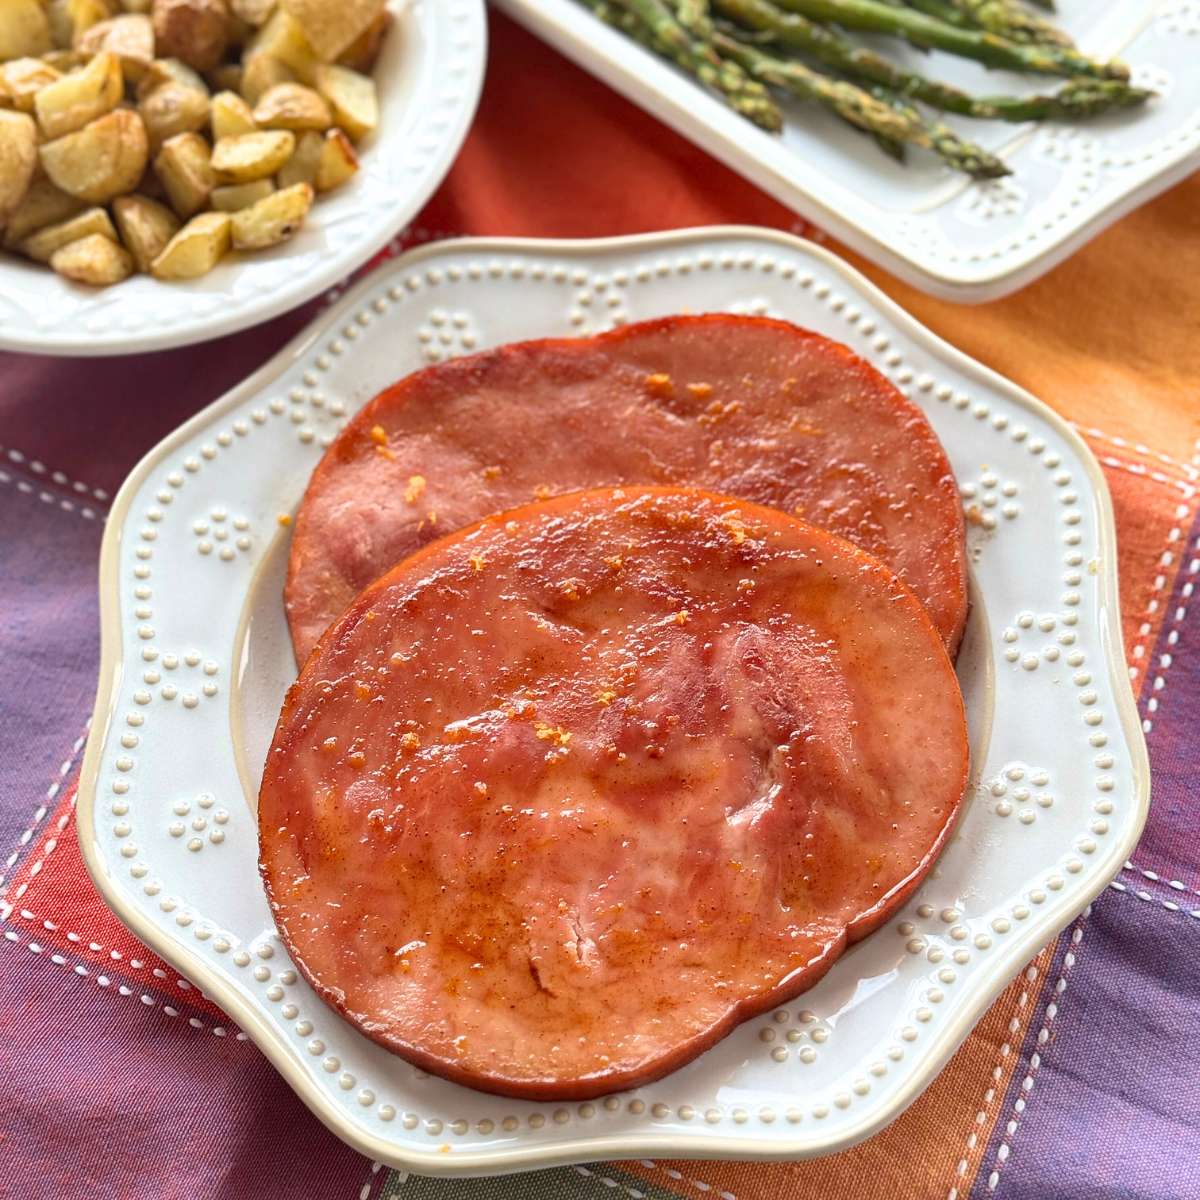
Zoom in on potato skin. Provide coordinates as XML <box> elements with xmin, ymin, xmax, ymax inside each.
<box><xmin>151</xmin><ymin>0</ymin><xmax>231</xmax><ymax>71</ymax></box>
<box><xmin>39</xmin><ymin>109</ymin><xmax>150</xmax><ymax>204</ymax></box>
<box><xmin>149</xmin><ymin>208</ymin><xmax>230</xmax><ymax>278</ymax></box>
<box><xmin>113</xmin><ymin>192</ymin><xmax>181</xmax><ymax>271</ymax></box>
<box><xmin>0</xmin><ymin>110</ymin><xmax>38</xmax><ymax>218</ymax></box>
<box><xmin>50</xmin><ymin>231</ymin><xmax>134</xmax><ymax>285</ymax></box>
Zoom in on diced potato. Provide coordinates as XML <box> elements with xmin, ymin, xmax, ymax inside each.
<box><xmin>139</xmin><ymin>78</ymin><xmax>209</xmax><ymax>149</ymax></box>
<box><xmin>210</xmin><ymin>176</ymin><xmax>271</xmax><ymax>210</ymax></box>
<box><xmin>151</xmin><ymin>0</ymin><xmax>230</xmax><ymax>71</ymax></box>
<box><xmin>230</xmin><ymin>0</ymin><xmax>274</xmax><ymax>25</ymax></box>
<box><xmin>112</xmin><ymin>191</ymin><xmax>179</xmax><ymax>269</ymax></box>
<box><xmin>314</xmin><ymin>124</ymin><xmax>357</xmax><ymax>192</ymax></box>
<box><xmin>153</xmin><ymin>129</ymin><xmax>212</xmax><ymax>216</ymax></box>
<box><xmin>336</xmin><ymin>9</ymin><xmax>389</xmax><ymax>73</ymax></box>
<box><xmin>120</xmin><ymin>0</ymin><xmax>152</xmax><ymax>12</ymax></box>
<box><xmin>42</xmin><ymin>48</ymin><xmax>87</xmax><ymax>71</ymax></box>
<box><xmin>34</xmin><ymin>50</ymin><xmax>122</xmax><ymax>139</ymax></box>
<box><xmin>280</xmin><ymin>0</ymin><xmax>382</xmax><ymax>62</ymax></box>
<box><xmin>210</xmin><ymin>127</ymin><xmax>291</xmax><ymax>181</ymax></box>
<box><xmin>313</xmin><ymin>64</ymin><xmax>375</xmax><ymax>142</ymax></box>
<box><xmin>149</xmin><ymin>208</ymin><xmax>229</xmax><ymax>277</ymax></box>
<box><xmin>206</xmin><ymin>62</ymin><xmax>241</xmax><ymax>92</ymax></box>
<box><xmin>229</xmin><ymin>179</ymin><xmax>309</xmax><ymax>249</ymax></box>
<box><xmin>0</xmin><ymin>0</ymin><xmax>52</xmax><ymax>59</ymax></box>
<box><xmin>3</xmin><ymin>179</ymin><xmax>84</xmax><ymax>245</ymax></box>
<box><xmin>210</xmin><ymin>88</ymin><xmax>254</xmax><ymax>138</ymax></box>
<box><xmin>75</xmin><ymin>13</ymin><xmax>154</xmax><ymax>80</ymax></box>
<box><xmin>252</xmin><ymin>81</ymin><xmax>328</xmax><ymax>131</ymax></box>
<box><xmin>50</xmin><ymin>231</ymin><xmax>133</xmax><ymax>284</ymax></box>
<box><xmin>0</xmin><ymin>110</ymin><xmax>38</xmax><ymax>217</ymax></box>
<box><xmin>275</xmin><ymin>124</ymin><xmax>318</xmax><ymax>186</ymax></box>
<box><xmin>39</xmin><ymin>108</ymin><xmax>148</xmax><ymax>202</ymax></box>
<box><xmin>247</xmin><ymin>9</ymin><xmax>316</xmax><ymax>83</ymax></box>
<box><xmin>238</xmin><ymin>52</ymin><xmax>291</xmax><ymax>106</ymax></box>
<box><xmin>0</xmin><ymin>57</ymin><xmax>60</xmax><ymax>113</ymax></box>
<box><xmin>136</xmin><ymin>55</ymin><xmax>208</xmax><ymax>98</ymax></box>
<box><xmin>47</xmin><ymin>0</ymin><xmax>114</xmax><ymax>49</ymax></box>
<box><xmin>21</xmin><ymin>205</ymin><xmax>116</xmax><ymax>261</ymax></box>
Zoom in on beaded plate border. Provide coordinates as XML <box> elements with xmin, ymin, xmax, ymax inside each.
<box><xmin>76</xmin><ymin>228</ymin><xmax>1149</xmax><ymax>1175</ymax></box>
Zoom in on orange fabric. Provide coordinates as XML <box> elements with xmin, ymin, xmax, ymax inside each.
<box><xmin>415</xmin><ymin>13</ymin><xmax>1200</xmax><ymax>1196</ymax></box>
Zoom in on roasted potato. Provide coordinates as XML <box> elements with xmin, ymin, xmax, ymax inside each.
<box><xmin>39</xmin><ymin>108</ymin><xmax>149</xmax><ymax>202</ymax></box>
<box><xmin>3</xmin><ymin>179</ymin><xmax>85</xmax><ymax>244</ymax></box>
<box><xmin>210</xmin><ymin>88</ymin><xmax>254</xmax><ymax>137</ymax></box>
<box><xmin>154</xmin><ymin>129</ymin><xmax>212</xmax><ymax>216</ymax></box>
<box><xmin>252</xmin><ymin>81</ymin><xmax>328</xmax><ymax>131</ymax></box>
<box><xmin>229</xmin><ymin>178</ymin><xmax>308</xmax><ymax>248</ymax></box>
<box><xmin>75</xmin><ymin>13</ymin><xmax>154</xmax><ymax>80</ymax></box>
<box><xmin>0</xmin><ymin>57</ymin><xmax>61</xmax><ymax>112</ymax></box>
<box><xmin>120</xmin><ymin>0</ymin><xmax>152</xmax><ymax>12</ymax></box>
<box><xmin>34</xmin><ymin>50</ymin><xmax>122</xmax><ymax>139</ymax></box>
<box><xmin>206</xmin><ymin>61</ymin><xmax>241</xmax><ymax>92</ymax></box>
<box><xmin>21</xmin><ymin>205</ymin><xmax>117</xmax><ymax>260</ymax></box>
<box><xmin>149</xmin><ymin>207</ymin><xmax>228</xmax><ymax>277</ymax></box>
<box><xmin>247</xmin><ymin>9</ymin><xmax>315</xmax><ymax>82</ymax></box>
<box><xmin>0</xmin><ymin>0</ymin><xmax>52</xmax><ymax>59</ymax></box>
<box><xmin>210</xmin><ymin>127</ymin><xmax>291</xmax><ymax>181</ymax></box>
<box><xmin>230</xmin><ymin>0</ymin><xmax>273</xmax><ymax>25</ymax></box>
<box><xmin>336</xmin><ymin>9</ymin><xmax>389</xmax><ymax>73</ymax></box>
<box><xmin>238</xmin><ymin>51</ymin><xmax>291</xmax><ymax>105</ymax></box>
<box><xmin>210</xmin><ymin>176</ymin><xmax>270</xmax><ymax>210</ymax></box>
<box><xmin>152</xmin><ymin>0</ymin><xmax>230</xmax><ymax>71</ymax></box>
<box><xmin>313</xmin><ymin>63</ymin><xmax>375</xmax><ymax>142</ymax></box>
<box><xmin>136</xmin><ymin>54</ymin><xmax>208</xmax><ymax>97</ymax></box>
<box><xmin>42</xmin><ymin>48</ymin><xmax>88</xmax><ymax>70</ymax></box>
<box><xmin>315</xmin><ymin>124</ymin><xmax>356</xmax><ymax>192</ymax></box>
<box><xmin>280</xmin><ymin>0</ymin><xmax>382</xmax><ymax>62</ymax></box>
<box><xmin>112</xmin><ymin>191</ymin><xmax>179</xmax><ymax>269</ymax></box>
<box><xmin>0</xmin><ymin>109</ymin><xmax>37</xmax><ymax>218</ymax></box>
<box><xmin>274</xmin><ymin>124</ymin><xmax>317</xmax><ymax>186</ymax></box>
<box><xmin>50</xmin><ymin>231</ymin><xmax>133</xmax><ymax>283</ymax></box>
<box><xmin>47</xmin><ymin>0</ymin><xmax>114</xmax><ymax>49</ymax></box>
<box><xmin>140</xmin><ymin>78</ymin><xmax>210</xmax><ymax>148</ymax></box>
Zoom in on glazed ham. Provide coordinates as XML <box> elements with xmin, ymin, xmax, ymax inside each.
<box><xmin>285</xmin><ymin>315</ymin><xmax>967</xmax><ymax>663</ymax></box>
<box><xmin>260</xmin><ymin>487</ymin><xmax>970</xmax><ymax>1100</ymax></box>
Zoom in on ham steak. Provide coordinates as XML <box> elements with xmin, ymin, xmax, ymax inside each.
<box><xmin>260</xmin><ymin>487</ymin><xmax>970</xmax><ymax>1100</ymax></box>
<box><xmin>285</xmin><ymin>315</ymin><xmax>967</xmax><ymax>663</ymax></box>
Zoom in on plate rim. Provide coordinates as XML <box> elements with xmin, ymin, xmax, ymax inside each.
<box><xmin>0</xmin><ymin>0</ymin><xmax>487</xmax><ymax>358</ymax></box>
<box><xmin>75</xmin><ymin>226</ymin><xmax>1151</xmax><ymax>1176</ymax></box>
<box><xmin>492</xmin><ymin>0</ymin><xmax>1198</xmax><ymax>304</ymax></box>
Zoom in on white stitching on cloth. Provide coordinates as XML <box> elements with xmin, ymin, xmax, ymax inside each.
<box><xmin>1140</xmin><ymin>530</ymin><xmax>1199</xmax><ymax>733</ymax></box>
<box><xmin>1108</xmin><ymin>880</ymin><xmax>1200</xmax><ymax>921</ymax></box>
<box><xmin>0</xmin><ymin>445</ymin><xmax>110</xmax><ymax>503</ymax></box>
<box><xmin>1074</xmin><ymin>427</ymin><xmax>1200</xmax><ymax>480</ymax></box>
<box><xmin>0</xmin><ymin>723</ymin><xmax>89</xmax><ymax>895</ymax></box>
<box><xmin>983</xmin><ymin>914</ymin><xmax>1089</xmax><ymax>1194</ymax></box>
<box><xmin>0</xmin><ymin>467</ymin><xmax>103</xmax><ymax>521</ymax></box>
<box><xmin>355</xmin><ymin>1160</ymin><xmax>384</xmax><ymax>1200</ymax></box>
<box><xmin>945</xmin><ymin>968</ymin><xmax>1039</xmax><ymax>1200</ymax></box>
<box><xmin>574</xmin><ymin>1165</ymin><xmax>648</xmax><ymax>1198</ymax></box>
<box><xmin>1122</xmin><ymin>861</ymin><xmax>1200</xmax><ymax>898</ymax></box>
<box><xmin>636</xmin><ymin>1160</ymin><xmax>736</xmax><ymax>1200</ymax></box>
<box><xmin>1094</xmin><ymin>455</ymin><xmax>1196</xmax><ymax>498</ymax></box>
<box><xmin>0</xmin><ymin>927</ymin><xmax>245</xmax><ymax>1039</ymax></box>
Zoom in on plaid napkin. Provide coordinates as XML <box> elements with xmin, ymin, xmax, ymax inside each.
<box><xmin>2</xmin><ymin>13</ymin><xmax>1198</xmax><ymax>1199</ymax></box>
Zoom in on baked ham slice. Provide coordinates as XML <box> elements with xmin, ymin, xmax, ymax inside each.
<box><xmin>285</xmin><ymin>315</ymin><xmax>967</xmax><ymax>663</ymax></box>
<box><xmin>260</xmin><ymin>487</ymin><xmax>970</xmax><ymax>1100</ymax></box>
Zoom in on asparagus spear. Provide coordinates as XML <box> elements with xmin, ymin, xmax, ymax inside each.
<box><xmin>1025</xmin><ymin>0</ymin><xmax>1055</xmax><ymax>10</ymax></box>
<box><xmin>767</xmin><ymin>0</ymin><xmax>1126</xmax><ymax>79</ymax></box>
<box><xmin>904</xmin><ymin>0</ymin><xmax>973</xmax><ymax>27</ymax></box>
<box><xmin>713</xmin><ymin>0</ymin><xmax>1150</xmax><ymax>119</ymax></box>
<box><xmin>944</xmin><ymin>0</ymin><xmax>1073</xmax><ymax>46</ymax></box>
<box><xmin>716</xmin><ymin>31</ymin><xmax>1010</xmax><ymax>176</ymax></box>
<box><xmin>608</xmin><ymin>0</ymin><xmax>785</xmax><ymax>129</ymax></box>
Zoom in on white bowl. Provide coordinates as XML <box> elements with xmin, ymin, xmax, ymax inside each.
<box><xmin>0</xmin><ymin>0</ymin><xmax>485</xmax><ymax>356</ymax></box>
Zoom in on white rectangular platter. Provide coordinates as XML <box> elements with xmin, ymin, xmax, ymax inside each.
<box><xmin>494</xmin><ymin>0</ymin><xmax>1199</xmax><ymax>301</ymax></box>
<box><xmin>77</xmin><ymin>228</ymin><xmax>1149</xmax><ymax>1175</ymax></box>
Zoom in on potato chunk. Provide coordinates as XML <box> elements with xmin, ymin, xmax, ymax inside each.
<box><xmin>210</xmin><ymin>88</ymin><xmax>255</xmax><ymax>138</ymax></box>
<box><xmin>34</xmin><ymin>50</ymin><xmax>123</xmax><ymax>140</ymax></box>
<box><xmin>47</xmin><ymin>0</ymin><xmax>111</xmax><ymax>48</ymax></box>
<box><xmin>149</xmin><ymin>209</ymin><xmax>229</xmax><ymax>277</ymax></box>
<box><xmin>113</xmin><ymin>192</ymin><xmax>180</xmax><ymax>270</ymax></box>
<box><xmin>50</xmin><ymin>231</ymin><xmax>134</xmax><ymax>284</ymax></box>
<box><xmin>139</xmin><ymin>78</ymin><xmax>210</xmax><ymax>149</ymax></box>
<box><xmin>39</xmin><ymin>109</ymin><xmax>149</xmax><ymax>202</ymax></box>
<box><xmin>238</xmin><ymin>51</ymin><xmax>291</xmax><ymax>105</ymax></box>
<box><xmin>210</xmin><ymin>177</ymin><xmax>271</xmax><ymax>210</ymax></box>
<box><xmin>3</xmin><ymin>179</ymin><xmax>84</xmax><ymax>245</ymax></box>
<box><xmin>313</xmin><ymin>64</ymin><xmax>375</xmax><ymax>142</ymax></box>
<box><xmin>137</xmin><ymin>55</ymin><xmax>208</xmax><ymax>98</ymax></box>
<box><xmin>230</xmin><ymin>0</ymin><xmax>274</xmax><ymax>25</ymax></box>
<box><xmin>229</xmin><ymin>179</ymin><xmax>310</xmax><ymax>249</ymax></box>
<box><xmin>336</xmin><ymin>9</ymin><xmax>389</xmax><ymax>73</ymax></box>
<box><xmin>280</xmin><ymin>0</ymin><xmax>383</xmax><ymax>62</ymax></box>
<box><xmin>247</xmin><ymin>9</ymin><xmax>315</xmax><ymax>82</ymax></box>
<box><xmin>76</xmin><ymin>13</ymin><xmax>155</xmax><ymax>80</ymax></box>
<box><xmin>315</xmin><ymin>125</ymin><xmax>357</xmax><ymax>192</ymax></box>
<box><xmin>252</xmin><ymin>81</ymin><xmax>328</xmax><ymax>131</ymax></box>
<box><xmin>275</xmin><ymin>125</ymin><xmax>318</xmax><ymax>186</ymax></box>
<box><xmin>210</xmin><ymin>128</ymin><xmax>292</xmax><ymax>181</ymax></box>
<box><xmin>153</xmin><ymin>129</ymin><xmax>213</xmax><ymax>216</ymax></box>
<box><xmin>0</xmin><ymin>57</ymin><xmax>62</xmax><ymax>113</ymax></box>
<box><xmin>0</xmin><ymin>110</ymin><xmax>38</xmax><ymax>218</ymax></box>
<box><xmin>0</xmin><ymin>0</ymin><xmax>52</xmax><ymax>59</ymax></box>
<box><xmin>151</xmin><ymin>0</ymin><xmax>230</xmax><ymax>71</ymax></box>
<box><xmin>21</xmin><ymin>205</ymin><xmax>117</xmax><ymax>261</ymax></box>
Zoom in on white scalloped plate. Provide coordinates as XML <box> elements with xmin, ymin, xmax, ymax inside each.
<box><xmin>77</xmin><ymin>228</ymin><xmax>1148</xmax><ymax>1176</ymax></box>
<box><xmin>0</xmin><ymin>0</ymin><xmax>485</xmax><ymax>357</ymax></box>
<box><xmin>495</xmin><ymin>0</ymin><xmax>1199</xmax><ymax>302</ymax></box>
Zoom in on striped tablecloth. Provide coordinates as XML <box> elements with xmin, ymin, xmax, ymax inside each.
<box><xmin>2</xmin><ymin>12</ymin><xmax>1197</xmax><ymax>1199</ymax></box>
